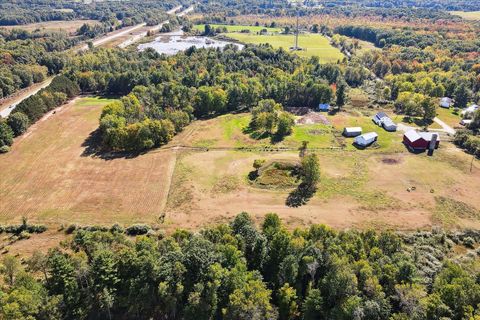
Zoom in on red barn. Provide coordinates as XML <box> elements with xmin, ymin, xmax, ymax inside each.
<box><xmin>403</xmin><ymin>130</ymin><xmax>440</xmax><ymax>151</ymax></box>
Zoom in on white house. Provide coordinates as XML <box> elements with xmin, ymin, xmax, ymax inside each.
<box><xmin>461</xmin><ymin>104</ymin><xmax>479</xmax><ymax>116</ymax></box>
<box><xmin>343</xmin><ymin>127</ymin><xmax>362</xmax><ymax>137</ymax></box>
<box><xmin>354</xmin><ymin>132</ymin><xmax>378</xmax><ymax>147</ymax></box>
<box><xmin>440</xmin><ymin>97</ymin><xmax>453</xmax><ymax>108</ymax></box>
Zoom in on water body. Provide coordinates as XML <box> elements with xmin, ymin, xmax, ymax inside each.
<box><xmin>138</xmin><ymin>30</ymin><xmax>243</xmax><ymax>55</ymax></box>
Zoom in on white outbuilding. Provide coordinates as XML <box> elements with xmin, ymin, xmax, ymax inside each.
<box><xmin>440</xmin><ymin>97</ymin><xmax>453</xmax><ymax>108</ymax></box>
<box><xmin>343</xmin><ymin>127</ymin><xmax>362</xmax><ymax>137</ymax></box>
<box><xmin>461</xmin><ymin>104</ymin><xmax>479</xmax><ymax>116</ymax></box>
<box><xmin>382</xmin><ymin>118</ymin><xmax>397</xmax><ymax>132</ymax></box>
<box><xmin>354</xmin><ymin>132</ymin><xmax>378</xmax><ymax>147</ymax></box>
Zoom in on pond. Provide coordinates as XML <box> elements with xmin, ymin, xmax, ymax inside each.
<box><xmin>138</xmin><ymin>30</ymin><xmax>243</xmax><ymax>55</ymax></box>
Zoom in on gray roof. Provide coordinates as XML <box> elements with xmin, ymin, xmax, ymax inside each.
<box><xmin>359</xmin><ymin>132</ymin><xmax>378</xmax><ymax>140</ymax></box>
<box><xmin>344</xmin><ymin>127</ymin><xmax>362</xmax><ymax>132</ymax></box>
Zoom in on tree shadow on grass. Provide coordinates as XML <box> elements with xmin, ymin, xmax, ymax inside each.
<box><xmin>286</xmin><ymin>183</ymin><xmax>316</xmax><ymax>208</ymax></box>
<box><xmin>81</xmin><ymin>128</ymin><xmax>145</xmax><ymax>160</ymax></box>
<box><xmin>402</xmin><ymin>116</ymin><xmax>433</xmax><ymax>128</ymax></box>
<box><xmin>242</xmin><ymin>125</ymin><xmax>287</xmax><ymax>144</ymax></box>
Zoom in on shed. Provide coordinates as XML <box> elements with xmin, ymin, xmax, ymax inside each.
<box><xmin>318</xmin><ymin>104</ymin><xmax>330</xmax><ymax>112</ymax></box>
<box><xmin>460</xmin><ymin>119</ymin><xmax>473</xmax><ymax>126</ymax></box>
<box><xmin>403</xmin><ymin>130</ymin><xmax>440</xmax><ymax>151</ymax></box>
<box><xmin>382</xmin><ymin>118</ymin><xmax>397</xmax><ymax>132</ymax></box>
<box><xmin>372</xmin><ymin>112</ymin><xmax>388</xmax><ymax>125</ymax></box>
<box><xmin>343</xmin><ymin>127</ymin><xmax>362</xmax><ymax>137</ymax></box>
<box><xmin>354</xmin><ymin>132</ymin><xmax>378</xmax><ymax>147</ymax></box>
<box><xmin>440</xmin><ymin>97</ymin><xmax>453</xmax><ymax>108</ymax></box>
<box><xmin>461</xmin><ymin>104</ymin><xmax>479</xmax><ymax>116</ymax></box>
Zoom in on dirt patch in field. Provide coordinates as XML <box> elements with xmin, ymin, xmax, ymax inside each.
<box><xmin>296</xmin><ymin>112</ymin><xmax>330</xmax><ymax>125</ymax></box>
<box><xmin>381</xmin><ymin>156</ymin><xmax>403</xmax><ymax>164</ymax></box>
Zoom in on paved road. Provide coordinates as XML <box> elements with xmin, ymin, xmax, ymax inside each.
<box><xmin>78</xmin><ymin>5</ymin><xmax>184</xmax><ymax>51</ymax></box>
<box><xmin>0</xmin><ymin>77</ymin><xmax>53</xmax><ymax>118</ymax></box>
<box><xmin>118</xmin><ymin>5</ymin><xmax>194</xmax><ymax>49</ymax></box>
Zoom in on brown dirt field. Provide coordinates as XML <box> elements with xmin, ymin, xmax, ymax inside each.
<box><xmin>0</xmin><ymin>97</ymin><xmax>175</xmax><ymax>227</ymax></box>
<box><xmin>1</xmin><ymin>20</ymin><xmax>100</xmax><ymax>34</ymax></box>
<box><xmin>164</xmin><ymin>150</ymin><xmax>437</xmax><ymax>231</ymax></box>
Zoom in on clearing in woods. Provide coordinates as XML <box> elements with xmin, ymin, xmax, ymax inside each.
<box><xmin>0</xmin><ymin>97</ymin><xmax>175</xmax><ymax>227</ymax></box>
<box><xmin>1</xmin><ymin>98</ymin><xmax>479</xmax><ymax>233</ymax></box>
<box><xmin>450</xmin><ymin>11</ymin><xmax>480</xmax><ymax>20</ymax></box>
<box><xmin>226</xmin><ymin>33</ymin><xmax>344</xmax><ymax>62</ymax></box>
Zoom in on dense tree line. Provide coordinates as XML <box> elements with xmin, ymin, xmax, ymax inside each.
<box><xmin>0</xmin><ymin>0</ymin><xmax>184</xmax><ymax>26</ymax></box>
<box><xmin>0</xmin><ymin>29</ymin><xmax>76</xmax><ymax>99</ymax></box>
<box><xmin>1</xmin><ymin>213</ymin><xmax>480</xmax><ymax>319</ymax></box>
<box><xmin>60</xmin><ymin>45</ymin><xmax>339</xmax><ymax>152</ymax></box>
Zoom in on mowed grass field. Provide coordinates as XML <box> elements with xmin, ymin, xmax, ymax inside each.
<box><xmin>194</xmin><ymin>23</ymin><xmax>343</xmax><ymax>62</ymax></box>
<box><xmin>175</xmin><ymin>112</ymin><xmax>405</xmax><ymax>152</ymax></box>
<box><xmin>450</xmin><ymin>11</ymin><xmax>480</xmax><ymax>20</ymax></box>
<box><xmin>0</xmin><ymin>97</ymin><xmax>176</xmax><ymax>227</ymax></box>
<box><xmin>226</xmin><ymin>33</ymin><xmax>344</xmax><ymax>62</ymax></box>
<box><xmin>1</xmin><ymin>20</ymin><xmax>100</xmax><ymax>34</ymax></box>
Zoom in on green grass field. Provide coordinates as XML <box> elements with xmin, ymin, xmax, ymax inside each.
<box><xmin>193</xmin><ymin>24</ymin><xmax>282</xmax><ymax>33</ymax></box>
<box><xmin>450</xmin><ymin>11</ymin><xmax>480</xmax><ymax>20</ymax></box>
<box><xmin>436</xmin><ymin>107</ymin><xmax>462</xmax><ymax>128</ymax></box>
<box><xmin>226</xmin><ymin>33</ymin><xmax>344</xmax><ymax>62</ymax></box>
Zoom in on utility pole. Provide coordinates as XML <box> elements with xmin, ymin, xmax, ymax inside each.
<box><xmin>295</xmin><ymin>8</ymin><xmax>299</xmax><ymax>50</ymax></box>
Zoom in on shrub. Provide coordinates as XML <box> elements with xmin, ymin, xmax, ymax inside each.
<box><xmin>110</xmin><ymin>224</ymin><xmax>124</xmax><ymax>234</ymax></box>
<box><xmin>7</xmin><ymin>112</ymin><xmax>29</xmax><ymax>136</ymax></box>
<box><xmin>0</xmin><ymin>145</ymin><xmax>10</xmax><ymax>153</ymax></box>
<box><xmin>65</xmin><ymin>224</ymin><xmax>78</xmax><ymax>234</ymax></box>
<box><xmin>126</xmin><ymin>224</ymin><xmax>152</xmax><ymax>236</ymax></box>
<box><xmin>463</xmin><ymin>237</ymin><xmax>475</xmax><ymax>249</ymax></box>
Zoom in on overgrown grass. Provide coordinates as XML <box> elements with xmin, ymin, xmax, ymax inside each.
<box><xmin>253</xmin><ymin>160</ymin><xmax>300</xmax><ymax>189</ymax></box>
<box><xmin>166</xmin><ymin>160</ymin><xmax>194</xmax><ymax>209</ymax></box>
<box><xmin>212</xmin><ymin>174</ymin><xmax>240</xmax><ymax>193</ymax></box>
<box><xmin>226</xmin><ymin>33</ymin><xmax>344</xmax><ymax>62</ymax></box>
<box><xmin>433</xmin><ymin>196</ymin><xmax>480</xmax><ymax>226</ymax></box>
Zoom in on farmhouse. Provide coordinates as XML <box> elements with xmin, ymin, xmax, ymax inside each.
<box><xmin>440</xmin><ymin>97</ymin><xmax>453</xmax><ymax>108</ymax></box>
<box><xmin>354</xmin><ymin>132</ymin><xmax>378</xmax><ymax>147</ymax></box>
<box><xmin>403</xmin><ymin>130</ymin><xmax>440</xmax><ymax>151</ymax></box>
<box><xmin>343</xmin><ymin>127</ymin><xmax>362</xmax><ymax>137</ymax></box>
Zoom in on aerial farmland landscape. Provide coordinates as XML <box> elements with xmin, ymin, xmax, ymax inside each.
<box><xmin>0</xmin><ymin>0</ymin><xmax>480</xmax><ymax>318</ymax></box>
